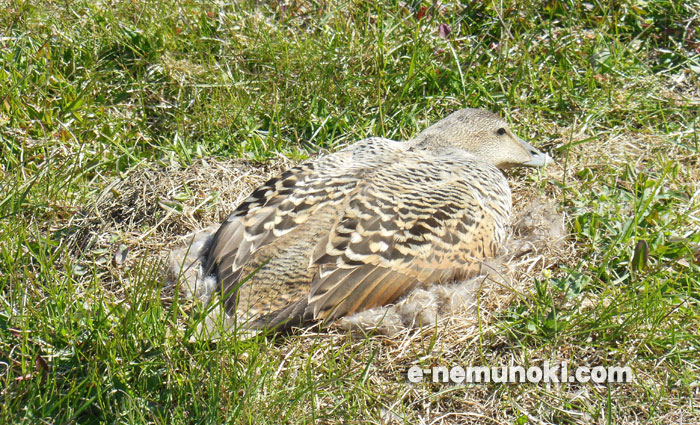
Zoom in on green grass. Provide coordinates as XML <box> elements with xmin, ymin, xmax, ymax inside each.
<box><xmin>1</xmin><ymin>0</ymin><xmax>699</xmax><ymax>423</ymax></box>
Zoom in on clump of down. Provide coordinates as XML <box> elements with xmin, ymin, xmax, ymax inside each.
<box><xmin>166</xmin><ymin>224</ymin><xmax>219</xmax><ymax>304</ymax></box>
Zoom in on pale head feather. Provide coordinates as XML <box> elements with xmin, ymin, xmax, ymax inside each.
<box><xmin>409</xmin><ymin>108</ymin><xmax>553</xmax><ymax>169</ymax></box>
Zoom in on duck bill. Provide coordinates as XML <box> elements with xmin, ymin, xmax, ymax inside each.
<box><xmin>519</xmin><ymin>137</ymin><xmax>554</xmax><ymax>167</ymax></box>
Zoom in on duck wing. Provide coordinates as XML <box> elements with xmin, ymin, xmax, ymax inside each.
<box><xmin>203</xmin><ymin>138</ymin><xmax>405</xmax><ymax>312</ymax></box>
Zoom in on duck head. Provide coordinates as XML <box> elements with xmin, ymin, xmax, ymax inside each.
<box><xmin>410</xmin><ymin>108</ymin><xmax>553</xmax><ymax>169</ymax></box>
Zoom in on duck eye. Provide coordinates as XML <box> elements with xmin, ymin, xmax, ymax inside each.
<box><xmin>496</xmin><ymin>128</ymin><xmax>506</xmax><ymax>136</ymax></box>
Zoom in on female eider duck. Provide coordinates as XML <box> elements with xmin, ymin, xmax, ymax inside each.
<box><xmin>175</xmin><ymin>108</ymin><xmax>552</xmax><ymax>333</ymax></box>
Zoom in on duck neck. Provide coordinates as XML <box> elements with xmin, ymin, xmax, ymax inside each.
<box><xmin>406</xmin><ymin>132</ymin><xmax>451</xmax><ymax>151</ymax></box>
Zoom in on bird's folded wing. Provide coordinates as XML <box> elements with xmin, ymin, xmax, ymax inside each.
<box><xmin>203</xmin><ymin>138</ymin><xmax>405</xmax><ymax>297</ymax></box>
<box><xmin>307</xmin><ymin>155</ymin><xmax>512</xmax><ymax>320</ymax></box>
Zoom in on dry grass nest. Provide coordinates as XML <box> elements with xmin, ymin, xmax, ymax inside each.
<box><xmin>63</xmin><ymin>157</ymin><xmax>294</xmax><ymax>302</ymax></box>
<box><xmin>61</xmin><ymin>155</ymin><xmax>575</xmax><ymax>417</ymax></box>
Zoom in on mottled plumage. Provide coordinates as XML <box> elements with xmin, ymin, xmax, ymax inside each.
<box><xmin>196</xmin><ymin>108</ymin><xmax>552</xmax><ymax>332</ymax></box>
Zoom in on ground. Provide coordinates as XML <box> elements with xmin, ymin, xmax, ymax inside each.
<box><xmin>1</xmin><ymin>1</ymin><xmax>699</xmax><ymax>424</ymax></box>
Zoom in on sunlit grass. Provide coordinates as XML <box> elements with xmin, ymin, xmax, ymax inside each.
<box><xmin>1</xmin><ymin>0</ymin><xmax>699</xmax><ymax>423</ymax></box>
